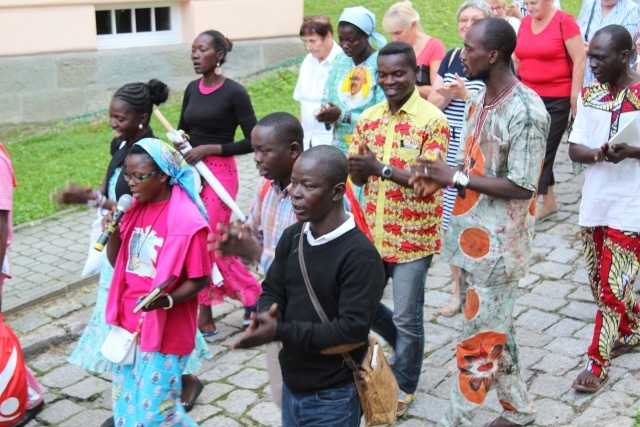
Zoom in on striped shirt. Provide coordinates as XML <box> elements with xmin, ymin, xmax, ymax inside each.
<box><xmin>578</xmin><ymin>0</ymin><xmax>640</xmax><ymax>86</ymax></box>
<box><xmin>246</xmin><ymin>178</ymin><xmax>353</xmax><ymax>271</ymax></box>
<box><xmin>247</xmin><ymin>178</ymin><xmax>297</xmax><ymax>271</ymax></box>
<box><xmin>437</xmin><ymin>48</ymin><xmax>485</xmax><ymax>231</ymax></box>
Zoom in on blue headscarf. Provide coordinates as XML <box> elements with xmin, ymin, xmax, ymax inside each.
<box><xmin>133</xmin><ymin>138</ymin><xmax>209</xmax><ymax>221</ymax></box>
<box><xmin>339</xmin><ymin>6</ymin><xmax>387</xmax><ymax>48</ymax></box>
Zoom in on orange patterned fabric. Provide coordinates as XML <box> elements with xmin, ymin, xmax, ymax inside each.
<box><xmin>350</xmin><ymin>90</ymin><xmax>449</xmax><ymax>263</ymax></box>
<box><xmin>442</xmin><ymin>83</ymin><xmax>550</xmax><ymax>283</ymax></box>
<box><xmin>456</xmin><ymin>331</ymin><xmax>507</xmax><ymax>405</ymax></box>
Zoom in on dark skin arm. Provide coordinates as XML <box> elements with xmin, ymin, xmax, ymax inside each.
<box><xmin>316</xmin><ymin>102</ymin><xmax>350</xmax><ymax>124</ymax></box>
<box><xmin>415</xmin><ymin>158</ymin><xmax>534</xmax><ymax>200</ymax></box>
<box><xmin>568</xmin><ymin>142</ymin><xmax>608</xmax><ymax>164</ymax></box>
<box><xmin>142</xmin><ymin>276</ymin><xmax>210</xmax><ymax>311</ymax></box>
<box><xmin>348</xmin><ymin>143</ymin><xmax>414</xmax><ymax>188</ymax></box>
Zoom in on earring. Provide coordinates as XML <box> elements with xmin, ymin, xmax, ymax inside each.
<box><xmin>214</xmin><ymin>62</ymin><xmax>222</xmax><ymax>76</ymax></box>
<box><xmin>138</xmin><ymin>124</ymin><xmax>143</xmax><ymax>130</ymax></box>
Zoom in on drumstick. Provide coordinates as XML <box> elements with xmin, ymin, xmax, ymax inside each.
<box><xmin>153</xmin><ymin>108</ymin><xmax>175</xmax><ymax>133</ymax></box>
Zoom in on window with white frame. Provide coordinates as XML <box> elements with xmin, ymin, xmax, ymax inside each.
<box><xmin>95</xmin><ymin>3</ymin><xmax>181</xmax><ymax>49</ymax></box>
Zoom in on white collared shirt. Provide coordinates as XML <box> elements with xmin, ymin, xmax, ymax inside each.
<box><xmin>294</xmin><ymin>41</ymin><xmax>342</xmax><ymax>149</ymax></box>
<box><xmin>304</xmin><ymin>212</ymin><xmax>355</xmax><ymax>246</ymax></box>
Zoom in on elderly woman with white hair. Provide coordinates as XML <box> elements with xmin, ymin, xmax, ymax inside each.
<box><xmin>427</xmin><ymin>0</ymin><xmax>492</xmax><ymax>318</ymax></box>
<box><xmin>382</xmin><ymin>0</ymin><xmax>446</xmax><ymax>99</ymax></box>
<box><xmin>315</xmin><ymin>6</ymin><xmax>387</xmax><ymax>155</ymax></box>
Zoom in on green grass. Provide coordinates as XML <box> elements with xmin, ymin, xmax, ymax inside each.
<box><xmin>4</xmin><ymin>0</ymin><xmax>583</xmax><ymax>224</ymax></box>
<box><xmin>305</xmin><ymin>0</ymin><xmax>583</xmax><ymax>48</ymax></box>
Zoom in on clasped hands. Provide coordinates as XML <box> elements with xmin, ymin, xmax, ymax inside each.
<box><xmin>593</xmin><ymin>142</ymin><xmax>635</xmax><ymax>164</ymax></box>
<box><xmin>409</xmin><ymin>157</ymin><xmax>455</xmax><ymax>197</ymax></box>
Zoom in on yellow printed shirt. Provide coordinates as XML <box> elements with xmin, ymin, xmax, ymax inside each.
<box><xmin>349</xmin><ymin>90</ymin><xmax>450</xmax><ymax>263</ymax></box>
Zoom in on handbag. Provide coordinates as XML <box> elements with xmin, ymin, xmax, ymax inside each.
<box><xmin>100</xmin><ymin>314</ymin><xmax>144</xmax><ymax>365</ymax></box>
<box><xmin>297</xmin><ymin>230</ymin><xmax>398</xmax><ymax>427</ymax></box>
<box><xmin>416</xmin><ymin>65</ymin><xmax>430</xmax><ymax>86</ymax></box>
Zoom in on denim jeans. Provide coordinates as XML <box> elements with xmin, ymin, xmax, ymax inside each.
<box><xmin>372</xmin><ymin>255</ymin><xmax>432</xmax><ymax>394</ymax></box>
<box><xmin>281</xmin><ymin>381</ymin><xmax>362</xmax><ymax>427</ymax></box>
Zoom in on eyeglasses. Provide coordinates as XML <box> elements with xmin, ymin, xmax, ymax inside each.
<box><xmin>122</xmin><ymin>169</ymin><xmax>160</xmax><ymax>184</ymax></box>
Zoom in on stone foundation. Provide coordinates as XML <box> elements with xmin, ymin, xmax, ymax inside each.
<box><xmin>0</xmin><ymin>36</ymin><xmax>305</xmax><ymax>124</ymax></box>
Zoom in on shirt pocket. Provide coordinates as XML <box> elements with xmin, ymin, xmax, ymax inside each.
<box><xmin>398</xmin><ymin>147</ymin><xmax>420</xmax><ymax>164</ymax></box>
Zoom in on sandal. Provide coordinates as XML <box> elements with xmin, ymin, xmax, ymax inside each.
<box><xmin>571</xmin><ymin>370</ymin><xmax>609</xmax><ymax>393</ymax></box>
<box><xmin>441</xmin><ymin>296</ymin><xmax>461</xmax><ymax>317</ymax></box>
<box><xmin>535</xmin><ymin>203</ymin><xmax>558</xmax><ymax>223</ymax></box>
<box><xmin>386</xmin><ymin>349</ymin><xmax>397</xmax><ymax>366</ymax></box>
<box><xmin>396</xmin><ymin>390</ymin><xmax>417</xmax><ymax>417</ymax></box>
<box><xmin>243</xmin><ymin>302</ymin><xmax>259</xmax><ymax>328</ymax></box>
<box><xmin>611</xmin><ymin>341</ymin><xmax>636</xmax><ymax>358</ymax></box>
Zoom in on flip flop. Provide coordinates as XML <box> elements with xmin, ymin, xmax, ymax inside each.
<box><xmin>571</xmin><ymin>370</ymin><xmax>609</xmax><ymax>393</ymax></box>
<box><xmin>441</xmin><ymin>296</ymin><xmax>461</xmax><ymax>317</ymax></box>
<box><xmin>386</xmin><ymin>349</ymin><xmax>397</xmax><ymax>366</ymax></box>
<box><xmin>396</xmin><ymin>390</ymin><xmax>417</xmax><ymax>417</ymax></box>
<box><xmin>611</xmin><ymin>341</ymin><xmax>636</xmax><ymax>358</ymax></box>
<box><xmin>201</xmin><ymin>329</ymin><xmax>218</xmax><ymax>337</ymax></box>
<box><xmin>182</xmin><ymin>378</ymin><xmax>204</xmax><ymax>413</ymax></box>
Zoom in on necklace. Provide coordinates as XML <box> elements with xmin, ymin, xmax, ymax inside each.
<box><xmin>131</xmin><ymin>201</ymin><xmax>169</xmax><ymax>270</ymax></box>
<box><xmin>483</xmin><ymin>78</ymin><xmax>518</xmax><ymax>107</ymax></box>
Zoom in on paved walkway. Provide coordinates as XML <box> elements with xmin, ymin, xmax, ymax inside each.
<box><xmin>5</xmin><ymin>143</ymin><xmax>640</xmax><ymax>426</ymax></box>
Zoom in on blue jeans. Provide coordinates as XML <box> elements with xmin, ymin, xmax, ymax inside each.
<box><xmin>281</xmin><ymin>382</ymin><xmax>362</xmax><ymax>427</ymax></box>
<box><xmin>373</xmin><ymin>255</ymin><xmax>432</xmax><ymax>394</ymax></box>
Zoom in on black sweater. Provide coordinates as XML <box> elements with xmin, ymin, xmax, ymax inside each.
<box><xmin>178</xmin><ymin>78</ymin><xmax>256</xmax><ymax>156</ymax></box>
<box><xmin>261</xmin><ymin>222</ymin><xmax>385</xmax><ymax>394</ymax></box>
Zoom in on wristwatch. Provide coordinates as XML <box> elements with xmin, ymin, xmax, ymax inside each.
<box><xmin>452</xmin><ymin>170</ymin><xmax>470</xmax><ymax>199</ymax></box>
<box><xmin>381</xmin><ymin>165</ymin><xmax>393</xmax><ymax>181</ymax></box>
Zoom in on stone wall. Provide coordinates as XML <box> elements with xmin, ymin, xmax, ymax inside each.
<box><xmin>0</xmin><ymin>37</ymin><xmax>305</xmax><ymax>125</ymax></box>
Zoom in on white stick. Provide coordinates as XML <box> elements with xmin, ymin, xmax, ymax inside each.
<box><xmin>155</xmin><ymin>109</ymin><xmax>246</xmax><ymax>221</ymax></box>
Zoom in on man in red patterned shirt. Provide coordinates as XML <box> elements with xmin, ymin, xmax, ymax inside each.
<box><xmin>348</xmin><ymin>41</ymin><xmax>449</xmax><ymax>416</ymax></box>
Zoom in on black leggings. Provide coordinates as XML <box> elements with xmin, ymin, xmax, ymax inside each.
<box><xmin>538</xmin><ymin>96</ymin><xmax>571</xmax><ymax>196</ymax></box>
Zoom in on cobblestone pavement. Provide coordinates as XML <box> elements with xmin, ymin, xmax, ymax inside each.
<box><xmin>5</xmin><ymin>143</ymin><xmax>640</xmax><ymax>426</ymax></box>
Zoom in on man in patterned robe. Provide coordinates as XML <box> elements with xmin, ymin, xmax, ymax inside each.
<box><xmin>412</xmin><ymin>18</ymin><xmax>550</xmax><ymax>426</ymax></box>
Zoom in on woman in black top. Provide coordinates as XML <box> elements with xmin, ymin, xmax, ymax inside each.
<box><xmin>177</xmin><ymin>30</ymin><xmax>261</xmax><ymax>336</ymax></box>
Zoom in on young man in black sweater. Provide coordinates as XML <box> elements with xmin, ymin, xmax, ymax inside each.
<box><xmin>232</xmin><ymin>145</ymin><xmax>385</xmax><ymax>427</ymax></box>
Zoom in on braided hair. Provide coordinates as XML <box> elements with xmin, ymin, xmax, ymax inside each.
<box><xmin>112</xmin><ymin>79</ymin><xmax>169</xmax><ymax>123</ymax></box>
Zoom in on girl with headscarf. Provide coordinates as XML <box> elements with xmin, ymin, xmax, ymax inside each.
<box><xmin>104</xmin><ymin>138</ymin><xmax>211</xmax><ymax>426</ymax></box>
<box><xmin>316</xmin><ymin>6</ymin><xmax>388</xmax><ymax>155</ymax></box>
<box><xmin>56</xmin><ymin>82</ymin><xmax>210</xmax><ymax>422</ymax></box>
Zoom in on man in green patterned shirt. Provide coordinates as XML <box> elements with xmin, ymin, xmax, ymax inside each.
<box><xmin>412</xmin><ymin>18</ymin><xmax>550</xmax><ymax>427</ymax></box>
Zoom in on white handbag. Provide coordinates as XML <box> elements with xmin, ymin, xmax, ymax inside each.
<box><xmin>101</xmin><ymin>326</ymin><xmax>138</xmax><ymax>365</ymax></box>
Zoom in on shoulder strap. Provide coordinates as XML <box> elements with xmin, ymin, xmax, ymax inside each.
<box><xmin>260</xmin><ymin>179</ymin><xmax>273</xmax><ymax>203</ymax></box>
<box><xmin>448</xmin><ymin>48</ymin><xmax>461</xmax><ymax>68</ymax></box>
<box><xmin>297</xmin><ymin>229</ymin><xmax>360</xmax><ymax>372</ymax></box>
<box><xmin>584</xmin><ymin>0</ymin><xmax>598</xmax><ymax>42</ymax></box>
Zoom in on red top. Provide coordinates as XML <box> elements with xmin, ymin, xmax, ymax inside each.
<box><xmin>515</xmin><ymin>10</ymin><xmax>581</xmax><ymax>97</ymax></box>
<box><xmin>416</xmin><ymin>36</ymin><xmax>446</xmax><ymax>67</ymax></box>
